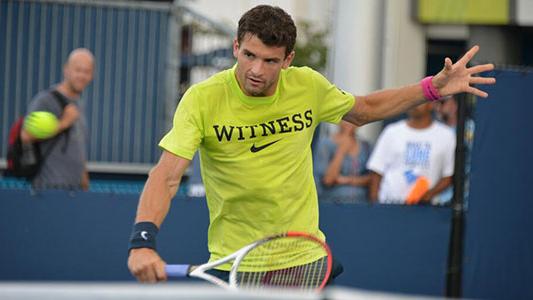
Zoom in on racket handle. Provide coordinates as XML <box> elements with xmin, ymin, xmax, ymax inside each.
<box><xmin>165</xmin><ymin>264</ymin><xmax>190</xmax><ymax>277</ymax></box>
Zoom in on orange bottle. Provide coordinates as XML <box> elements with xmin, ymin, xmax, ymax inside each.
<box><xmin>405</xmin><ymin>176</ymin><xmax>430</xmax><ymax>205</ymax></box>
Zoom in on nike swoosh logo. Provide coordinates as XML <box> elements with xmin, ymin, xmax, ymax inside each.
<box><xmin>141</xmin><ymin>231</ymin><xmax>149</xmax><ymax>240</ymax></box>
<box><xmin>250</xmin><ymin>139</ymin><xmax>281</xmax><ymax>153</ymax></box>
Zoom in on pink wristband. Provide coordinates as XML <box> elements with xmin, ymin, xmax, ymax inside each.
<box><xmin>421</xmin><ymin>76</ymin><xmax>441</xmax><ymax>102</ymax></box>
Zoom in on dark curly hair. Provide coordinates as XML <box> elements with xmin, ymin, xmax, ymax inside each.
<box><xmin>237</xmin><ymin>5</ymin><xmax>297</xmax><ymax>57</ymax></box>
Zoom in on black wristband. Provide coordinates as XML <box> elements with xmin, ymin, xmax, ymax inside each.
<box><xmin>128</xmin><ymin>222</ymin><xmax>159</xmax><ymax>251</ymax></box>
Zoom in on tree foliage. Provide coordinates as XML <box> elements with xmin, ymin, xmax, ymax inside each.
<box><xmin>292</xmin><ymin>21</ymin><xmax>329</xmax><ymax>72</ymax></box>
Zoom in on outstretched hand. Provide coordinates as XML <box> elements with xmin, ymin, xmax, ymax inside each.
<box><xmin>432</xmin><ymin>45</ymin><xmax>496</xmax><ymax>98</ymax></box>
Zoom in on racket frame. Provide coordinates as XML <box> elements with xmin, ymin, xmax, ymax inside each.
<box><xmin>167</xmin><ymin>231</ymin><xmax>333</xmax><ymax>291</ymax></box>
<box><xmin>188</xmin><ymin>242</ymin><xmax>258</xmax><ymax>289</ymax></box>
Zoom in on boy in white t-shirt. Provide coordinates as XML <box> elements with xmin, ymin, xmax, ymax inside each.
<box><xmin>367</xmin><ymin>102</ymin><xmax>456</xmax><ymax>205</ymax></box>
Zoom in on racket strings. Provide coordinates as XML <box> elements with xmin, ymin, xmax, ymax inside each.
<box><xmin>235</xmin><ymin>236</ymin><xmax>329</xmax><ymax>290</ymax></box>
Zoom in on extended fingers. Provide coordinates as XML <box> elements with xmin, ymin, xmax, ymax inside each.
<box><xmin>466</xmin><ymin>86</ymin><xmax>489</xmax><ymax>98</ymax></box>
<box><xmin>470</xmin><ymin>76</ymin><xmax>496</xmax><ymax>85</ymax></box>
<box><xmin>468</xmin><ymin>63</ymin><xmax>494</xmax><ymax>74</ymax></box>
<box><xmin>458</xmin><ymin>45</ymin><xmax>480</xmax><ymax>66</ymax></box>
<box><xmin>445</xmin><ymin>57</ymin><xmax>453</xmax><ymax>71</ymax></box>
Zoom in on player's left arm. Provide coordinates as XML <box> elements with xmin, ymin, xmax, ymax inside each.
<box><xmin>343</xmin><ymin>45</ymin><xmax>495</xmax><ymax>126</ymax></box>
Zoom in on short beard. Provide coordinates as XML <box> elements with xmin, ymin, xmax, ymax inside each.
<box><xmin>247</xmin><ymin>82</ymin><xmax>273</xmax><ymax>97</ymax></box>
<box><xmin>249</xmin><ymin>90</ymin><xmax>266</xmax><ymax>97</ymax></box>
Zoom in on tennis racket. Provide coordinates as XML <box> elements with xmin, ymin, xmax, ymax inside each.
<box><xmin>165</xmin><ymin>231</ymin><xmax>333</xmax><ymax>292</ymax></box>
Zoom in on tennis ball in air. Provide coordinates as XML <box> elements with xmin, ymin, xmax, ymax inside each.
<box><xmin>23</xmin><ymin>111</ymin><xmax>59</xmax><ymax>139</ymax></box>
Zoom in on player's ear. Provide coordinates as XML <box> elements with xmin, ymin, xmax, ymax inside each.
<box><xmin>282</xmin><ymin>51</ymin><xmax>295</xmax><ymax>69</ymax></box>
<box><xmin>233</xmin><ymin>38</ymin><xmax>240</xmax><ymax>58</ymax></box>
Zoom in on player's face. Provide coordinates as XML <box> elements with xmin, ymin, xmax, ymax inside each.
<box><xmin>233</xmin><ymin>34</ymin><xmax>294</xmax><ymax>97</ymax></box>
<box><xmin>64</xmin><ymin>54</ymin><xmax>94</xmax><ymax>95</ymax></box>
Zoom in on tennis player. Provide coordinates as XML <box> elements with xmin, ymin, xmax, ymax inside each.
<box><xmin>128</xmin><ymin>5</ymin><xmax>495</xmax><ymax>283</ymax></box>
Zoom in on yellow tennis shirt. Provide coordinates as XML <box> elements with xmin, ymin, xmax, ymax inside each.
<box><xmin>159</xmin><ymin>65</ymin><xmax>354</xmax><ymax>270</ymax></box>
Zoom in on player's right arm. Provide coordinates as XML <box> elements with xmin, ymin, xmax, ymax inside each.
<box><xmin>128</xmin><ymin>150</ymin><xmax>191</xmax><ymax>283</ymax></box>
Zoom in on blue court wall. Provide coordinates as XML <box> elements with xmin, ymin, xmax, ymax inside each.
<box><xmin>462</xmin><ymin>69</ymin><xmax>533</xmax><ymax>299</ymax></box>
<box><xmin>0</xmin><ymin>189</ymin><xmax>451</xmax><ymax>297</ymax></box>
